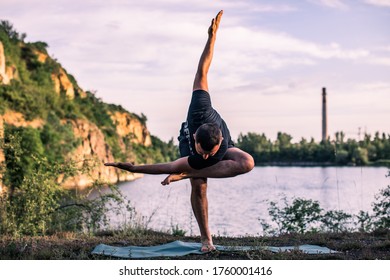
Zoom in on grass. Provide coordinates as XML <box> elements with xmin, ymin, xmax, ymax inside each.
<box><xmin>0</xmin><ymin>229</ymin><xmax>389</xmax><ymax>260</ymax></box>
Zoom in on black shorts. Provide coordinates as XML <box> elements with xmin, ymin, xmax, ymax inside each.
<box><xmin>178</xmin><ymin>121</ymin><xmax>193</xmax><ymax>157</ymax></box>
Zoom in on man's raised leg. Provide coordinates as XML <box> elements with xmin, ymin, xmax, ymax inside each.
<box><xmin>192</xmin><ymin>10</ymin><xmax>223</xmax><ymax>92</ymax></box>
<box><xmin>190</xmin><ymin>177</ymin><xmax>215</xmax><ymax>252</ymax></box>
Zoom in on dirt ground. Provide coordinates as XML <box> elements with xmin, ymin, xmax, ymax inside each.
<box><xmin>0</xmin><ymin>229</ymin><xmax>389</xmax><ymax>260</ymax></box>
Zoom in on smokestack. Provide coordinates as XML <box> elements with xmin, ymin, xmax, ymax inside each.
<box><xmin>322</xmin><ymin>87</ymin><xmax>328</xmax><ymax>141</ymax></box>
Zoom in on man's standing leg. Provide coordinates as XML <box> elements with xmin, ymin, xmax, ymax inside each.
<box><xmin>190</xmin><ymin>177</ymin><xmax>215</xmax><ymax>252</ymax></box>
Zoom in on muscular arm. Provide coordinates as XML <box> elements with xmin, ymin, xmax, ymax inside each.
<box><xmin>104</xmin><ymin>157</ymin><xmax>238</xmax><ymax>177</ymax></box>
<box><xmin>105</xmin><ymin>147</ymin><xmax>254</xmax><ymax>185</ymax></box>
<box><xmin>104</xmin><ymin>157</ymin><xmax>192</xmax><ymax>174</ymax></box>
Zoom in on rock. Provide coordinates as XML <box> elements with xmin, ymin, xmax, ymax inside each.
<box><xmin>32</xmin><ymin>49</ymin><xmax>48</xmax><ymax>63</ymax></box>
<box><xmin>51</xmin><ymin>68</ymin><xmax>75</xmax><ymax>99</ymax></box>
<box><xmin>2</xmin><ymin>110</ymin><xmax>44</xmax><ymax>129</ymax></box>
<box><xmin>0</xmin><ymin>41</ymin><xmax>18</xmax><ymax>84</ymax></box>
<box><xmin>61</xmin><ymin>118</ymin><xmax>143</xmax><ymax>189</ymax></box>
<box><xmin>0</xmin><ymin>110</ymin><xmax>151</xmax><ymax>190</ymax></box>
<box><xmin>0</xmin><ymin>41</ymin><xmax>10</xmax><ymax>84</ymax></box>
<box><xmin>109</xmin><ymin>111</ymin><xmax>152</xmax><ymax>146</ymax></box>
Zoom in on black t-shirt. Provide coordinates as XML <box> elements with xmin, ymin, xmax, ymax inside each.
<box><xmin>178</xmin><ymin>90</ymin><xmax>234</xmax><ymax>169</ymax></box>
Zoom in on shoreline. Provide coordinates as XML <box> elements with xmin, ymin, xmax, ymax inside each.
<box><xmin>256</xmin><ymin>161</ymin><xmax>390</xmax><ymax>167</ymax></box>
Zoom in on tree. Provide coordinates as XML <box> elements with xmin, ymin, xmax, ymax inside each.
<box><xmin>0</xmin><ymin>20</ymin><xmax>26</xmax><ymax>42</ymax></box>
<box><xmin>3</xmin><ymin>126</ymin><xmax>45</xmax><ymax>197</ymax></box>
<box><xmin>237</xmin><ymin>132</ymin><xmax>271</xmax><ymax>163</ymax></box>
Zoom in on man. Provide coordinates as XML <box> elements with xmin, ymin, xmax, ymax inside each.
<box><xmin>105</xmin><ymin>10</ymin><xmax>254</xmax><ymax>252</ymax></box>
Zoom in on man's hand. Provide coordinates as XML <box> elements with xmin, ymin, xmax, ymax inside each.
<box><xmin>104</xmin><ymin>162</ymin><xmax>135</xmax><ymax>172</ymax></box>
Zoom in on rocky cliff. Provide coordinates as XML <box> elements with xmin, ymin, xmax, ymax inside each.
<box><xmin>0</xmin><ymin>35</ymin><xmax>159</xmax><ymax>190</ymax></box>
<box><xmin>0</xmin><ymin>41</ymin><xmax>17</xmax><ymax>84</ymax></box>
<box><xmin>60</xmin><ymin>118</ymin><xmax>144</xmax><ymax>189</ymax></box>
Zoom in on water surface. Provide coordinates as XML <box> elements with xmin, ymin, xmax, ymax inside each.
<box><xmin>97</xmin><ymin>166</ymin><xmax>389</xmax><ymax>237</ymax></box>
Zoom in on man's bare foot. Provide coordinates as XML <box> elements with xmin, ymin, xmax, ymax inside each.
<box><xmin>208</xmin><ymin>10</ymin><xmax>223</xmax><ymax>37</ymax></box>
<box><xmin>161</xmin><ymin>173</ymin><xmax>188</xmax><ymax>185</ymax></box>
<box><xmin>201</xmin><ymin>241</ymin><xmax>216</xmax><ymax>253</ymax></box>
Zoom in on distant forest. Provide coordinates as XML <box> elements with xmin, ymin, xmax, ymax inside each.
<box><xmin>236</xmin><ymin>131</ymin><xmax>390</xmax><ymax>166</ymax></box>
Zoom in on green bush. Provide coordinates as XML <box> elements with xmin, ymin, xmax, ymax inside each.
<box><xmin>0</xmin><ymin>128</ymin><xmax>132</xmax><ymax>236</ymax></box>
<box><xmin>40</xmin><ymin>113</ymin><xmax>80</xmax><ymax>163</ymax></box>
<box><xmin>355</xmin><ymin>210</ymin><xmax>374</xmax><ymax>232</ymax></box>
<box><xmin>266</xmin><ymin>197</ymin><xmax>322</xmax><ymax>234</ymax></box>
<box><xmin>320</xmin><ymin>210</ymin><xmax>353</xmax><ymax>232</ymax></box>
<box><xmin>3</xmin><ymin>125</ymin><xmax>44</xmax><ymax>190</ymax></box>
<box><xmin>372</xmin><ymin>183</ymin><xmax>390</xmax><ymax>229</ymax></box>
<box><xmin>2</xmin><ymin>156</ymin><xmax>63</xmax><ymax>235</ymax></box>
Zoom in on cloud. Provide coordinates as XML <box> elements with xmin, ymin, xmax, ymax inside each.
<box><xmin>228</xmin><ymin>2</ymin><xmax>297</xmax><ymax>13</ymax></box>
<box><xmin>362</xmin><ymin>45</ymin><xmax>390</xmax><ymax>65</ymax></box>
<box><xmin>363</xmin><ymin>0</ymin><xmax>390</xmax><ymax>7</ymax></box>
<box><xmin>307</xmin><ymin>0</ymin><xmax>349</xmax><ymax>9</ymax></box>
<box><xmin>217</xmin><ymin>26</ymin><xmax>370</xmax><ymax>71</ymax></box>
<box><xmin>365</xmin><ymin>55</ymin><xmax>390</xmax><ymax>65</ymax></box>
<box><xmin>2</xmin><ymin>0</ymin><xmax>389</xmax><ymax>141</ymax></box>
<box><xmin>357</xmin><ymin>81</ymin><xmax>390</xmax><ymax>93</ymax></box>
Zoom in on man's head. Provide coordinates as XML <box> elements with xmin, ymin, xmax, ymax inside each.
<box><xmin>193</xmin><ymin>123</ymin><xmax>223</xmax><ymax>159</ymax></box>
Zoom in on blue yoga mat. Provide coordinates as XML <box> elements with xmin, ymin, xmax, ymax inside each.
<box><xmin>91</xmin><ymin>240</ymin><xmax>338</xmax><ymax>258</ymax></box>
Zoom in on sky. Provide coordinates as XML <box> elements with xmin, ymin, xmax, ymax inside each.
<box><xmin>1</xmin><ymin>0</ymin><xmax>390</xmax><ymax>142</ymax></box>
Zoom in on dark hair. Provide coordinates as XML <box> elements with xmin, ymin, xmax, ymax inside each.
<box><xmin>194</xmin><ymin>123</ymin><xmax>222</xmax><ymax>151</ymax></box>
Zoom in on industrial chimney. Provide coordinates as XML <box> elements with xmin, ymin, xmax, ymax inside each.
<box><xmin>322</xmin><ymin>87</ymin><xmax>328</xmax><ymax>141</ymax></box>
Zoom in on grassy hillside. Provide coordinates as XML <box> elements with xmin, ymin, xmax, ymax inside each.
<box><xmin>0</xmin><ymin>20</ymin><xmax>177</xmax><ymax>162</ymax></box>
<box><xmin>0</xmin><ymin>20</ymin><xmax>178</xmax><ymax>236</ymax></box>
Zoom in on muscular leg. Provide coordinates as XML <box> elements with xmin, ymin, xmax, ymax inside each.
<box><xmin>190</xmin><ymin>177</ymin><xmax>215</xmax><ymax>252</ymax></box>
<box><xmin>162</xmin><ymin>147</ymin><xmax>254</xmax><ymax>185</ymax></box>
<box><xmin>193</xmin><ymin>10</ymin><xmax>223</xmax><ymax>92</ymax></box>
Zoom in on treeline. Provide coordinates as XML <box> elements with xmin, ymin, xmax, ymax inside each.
<box><xmin>236</xmin><ymin>131</ymin><xmax>390</xmax><ymax>166</ymax></box>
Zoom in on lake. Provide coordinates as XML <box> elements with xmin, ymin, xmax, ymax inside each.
<box><xmin>96</xmin><ymin>166</ymin><xmax>389</xmax><ymax>237</ymax></box>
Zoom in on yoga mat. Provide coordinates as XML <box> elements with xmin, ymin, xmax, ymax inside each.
<box><xmin>91</xmin><ymin>240</ymin><xmax>338</xmax><ymax>259</ymax></box>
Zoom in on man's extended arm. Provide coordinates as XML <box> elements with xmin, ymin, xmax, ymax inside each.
<box><xmin>104</xmin><ymin>157</ymin><xmax>192</xmax><ymax>175</ymax></box>
<box><xmin>105</xmin><ymin>147</ymin><xmax>254</xmax><ymax>185</ymax></box>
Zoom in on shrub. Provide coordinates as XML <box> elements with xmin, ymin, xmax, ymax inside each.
<box><xmin>320</xmin><ymin>210</ymin><xmax>353</xmax><ymax>233</ymax></box>
<box><xmin>372</xmin><ymin>184</ymin><xmax>390</xmax><ymax>229</ymax></box>
<box><xmin>0</xmin><ymin>128</ymin><xmax>132</xmax><ymax>236</ymax></box>
<box><xmin>259</xmin><ymin>174</ymin><xmax>390</xmax><ymax>236</ymax></box>
<box><xmin>355</xmin><ymin>210</ymin><xmax>374</xmax><ymax>232</ymax></box>
<box><xmin>3</xmin><ymin>125</ymin><xmax>45</xmax><ymax>191</ymax></box>
<box><xmin>262</xmin><ymin>197</ymin><xmax>323</xmax><ymax>234</ymax></box>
